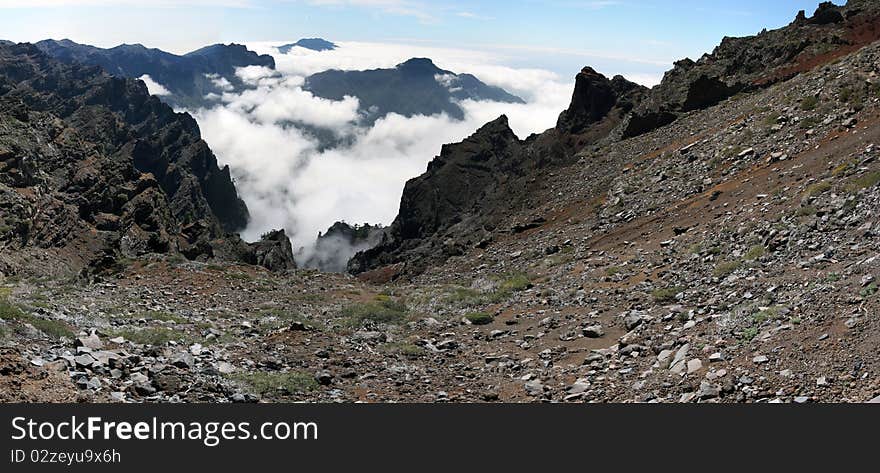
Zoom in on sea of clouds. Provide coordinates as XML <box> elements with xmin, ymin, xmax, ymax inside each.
<box><xmin>161</xmin><ymin>41</ymin><xmax>601</xmax><ymax>268</ymax></box>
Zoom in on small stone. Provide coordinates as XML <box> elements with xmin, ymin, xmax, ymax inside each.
<box><xmin>697</xmin><ymin>381</ymin><xmax>720</xmax><ymax>399</ymax></box>
<box><xmin>76</xmin><ymin>334</ymin><xmax>104</xmax><ymax>350</ymax></box>
<box><xmin>582</xmin><ymin>325</ymin><xmax>605</xmax><ymax>338</ymax></box>
<box><xmin>709</xmin><ymin>352</ymin><xmax>724</xmax><ymax>363</ymax></box>
<box><xmin>524</xmin><ymin>380</ymin><xmax>544</xmax><ymax>397</ymax></box>
<box><xmin>794</xmin><ymin>396</ymin><xmax>810</xmax><ymax>404</ymax></box>
<box><xmin>171</xmin><ymin>352</ymin><xmax>195</xmax><ymax>369</ymax></box>
<box><xmin>687</xmin><ymin>359</ymin><xmax>703</xmax><ymax>374</ymax></box>
<box><xmin>753</xmin><ymin>355</ymin><xmax>769</xmax><ymax>364</ymax></box>
<box><xmin>315</xmin><ymin>371</ymin><xmax>333</xmax><ymax>386</ymax></box>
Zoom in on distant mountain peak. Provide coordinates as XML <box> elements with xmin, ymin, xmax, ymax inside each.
<box><xmin>304</xmin><ymin>58</ymin><xmax>524</xmax><ymax>123</ymax></box>
<box><xmin>398</xmin><ymin>57</ymin><xmax>439</xmax><ymax>70</ymax></box>
<box><xmin>278</xmin><ymin>38</ymin><xmax>337</xmax><ymax>54</ymax></box>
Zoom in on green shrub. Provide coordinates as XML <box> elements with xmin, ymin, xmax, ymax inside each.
<box><xmin>231</xmin><ymin>371</ymin><xmax>318</xmax><ymax>396</ymax></box>
<box><xmin>341</xmin><ymin>299</ymin><xmax>407</xmax><ymax>327</ymax></box>
<box><xmin>800</xmin><ymin>96</ymin><xmax>819</xmax><ymax>111</ymax></box>
<box><xmin>112</xmin><ymin>327</ymin><xmax>182</xmax><ymax>346</ymax></box>
<box><xmin>651</xmin><ymin>287</ymin><xmax>682</xmax><ymax>304</ymax></box>
<box><xmin>498</xmin><ymin>272</ymin><xmax>531</xmax><ymax>292</ymax></box>
<box><xmin>465</xmin><ymin>312</ymin><xmax>494</xmax><ymax>325</ymax></box>
<box><xmin>861</xmin><ymin>283</ymin><xmax>878</xmax><ymax>298</ymax></box>
<box><xmin>0</xmin><ymin>295</ymin><xmax>73</xmax><ymax>339</ymax></box>
<box><xmin>744</xmin><ymin>245</ymin><xmax>766</xmax><ymax>261</ymax></box>
<box><xmin>847</xmin><ymin>172</ymin><xmax>880</xmax><ymax>193</ymax></box>
<box><xmin>714</xmin><ymin>260</ymin><xmax>742</xmax><ymax>278</ymax></box>
<box><xmin>804</xmin><ymin>181</ymin><xmax>832</xmax><ymax>197</ymax></box>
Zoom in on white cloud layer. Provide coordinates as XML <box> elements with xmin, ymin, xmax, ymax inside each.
<box><xmin>138</xmin><ymin>74</ymin><xmax>171</xmax><ymax>96</ymax></box>
<box><xmin>192</xmin><ymin>41</ymin><xmax>574</xmax><ymax>267</ymax></box>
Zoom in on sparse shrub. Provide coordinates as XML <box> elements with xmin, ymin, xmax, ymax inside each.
<box><xmin>744</xmin><ymin>245</ymin><xmax>766</xmax><ymax>261</ymax></box>
<box><xmin>341</xmin><ymin>298</ymin><xmax>407</xmax><ymax>327</ymax></box>
<box><xmin>861</xmin><ymin>283</ymin><xmax>878</xmax><ymax>298</ymax></box>
<box><xmin>381</xmin><ymin>342</ymin><xmax>425</xmax><ymax>358</ymax></box>
<box><xmin>231</xmin><ymin>371</ymin><xmax>318</xmax><ymax>396</ymax></box>
<box><xmin>847</xmin><ymin>171</ymin><xmax>880</xmax><ymax>193</ymax></box>
<box><xmin>0</xmin><ymin>293</ymin><xmax>73</xmax><ymax>339</ymax></box>
<box><xmin>741</xmin><ymin>327</ymin><xmax>759</xmax><ymax>342</ymax></box>
<box><xmin>112</xmin><ymin>327</ymin><xmax>182</xmax><ymax>346</ymax></box>
<box><xmin>714</xmin><ymin>260</ymin><xmax>742</xmax><ymax>278</ymax></box>
<box><xmin>605</xmin><ymin>266</ymin><xmax>623</xmax><ymax>277</ymax></box>
<box><xmin>498</xmin><ymin>272</ymin><xmax>532</xmax><ymax>293</ymax></box>
<box><xmin>651</xmin><ymin>287</ymin><xmax>682</xmax><ymax>304</ymax></box>
<box><xmin>465</xmin><ymin>312</ymin><xmax>494</xmax><ymax>325</ymax></box>
<box><xmin>804</xmin><ymin>181</ymin><xmax>832</xmax><ymax>197</ymax></box>
<box><xmin>800</xmin><ymin>96</ymin><xmax>819</xmax><ymax>111</ymax></box>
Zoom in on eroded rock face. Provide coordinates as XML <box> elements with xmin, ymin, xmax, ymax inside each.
<box><xmin>249</xmin><ymin>230</ymin><xmax>297</xmax><ymax>272</ymax></box>
<box><xmin>557</xmin><ymin>67</ymin><xmax>646</xmax><ymax>135</ymax></box>
<box><xmin>0</xmin><ymin>43</ymin><xmax>290</xmax><ymax>276</ymax></box>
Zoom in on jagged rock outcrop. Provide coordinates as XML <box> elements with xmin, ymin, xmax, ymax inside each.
<box><xmin>248</xmin><ymin>230</ymin><xmax>297</xmax><ymax>272</ymax></box>
<box><xmin>0</xmin><ymin>43</ymin><xmax>291</xmax><ymax>276</ymax></box>
<box><xmin>35</xmin><ymin>39</ymin><xmax>276</xmax><ymax>109</ymax></box>
<box><xmin>622</xmin><ymin>0</ymin><xmax>880</xmax><ymax>138</ymax></box>
<box><xmin>350</xmin><ymin>112</ymin><xmax>575</xmax><ymax>276</ymax></box>
<box><xmin>557</xmin><ymin>67</ymin><xmax>646</xmax><ymax>135</ymax></box>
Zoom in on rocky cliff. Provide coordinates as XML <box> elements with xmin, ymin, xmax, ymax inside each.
<box><xmin>0</xmin><ymin>43</ymin><xmax>291</xmax><ymax>276</ymax></box>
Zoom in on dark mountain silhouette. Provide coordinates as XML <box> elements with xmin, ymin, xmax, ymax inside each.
<box><xmin>278</xmin><ymin>38</ymin><xmax>337</xmax><ymax>53</ymax></box>
<box><xmin>304</xmin><ymin>57</ymin><xmax>525</xmax><ymax>123</ymax></box>
<box><xmin>34</xmin><ymin>39</ymin><xmax>275</xmax><ymax>109</ymax></box>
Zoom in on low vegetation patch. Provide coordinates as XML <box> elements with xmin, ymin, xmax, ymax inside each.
<box><xmin>861</xmin><ymin>283</ymin><xmax>878</xmax><ymax>298</ymax></box>
<box><xmin>804</xmin><ymin>181</ymin><xmax>832</xmax><ymax>197</ymax></box>
<box><xmin>744</xmin><ymin>245</ymin><xmax>766</xmax><ymax>261</ymax></box>
<box><xmin>651</xmin><ymin>287</ymin><xmax>682</xmax><ymax>304</ymax></box>
<box><xmin>0</xmin><ymin>290</ymin><xmax>73</xmax><ymax>339</ymax></box>
<box><xmin>111</xmin><ymin>327</ymin><xmax>184</xmax><ymax>346</ymax></box>
<box><xmin>230</xmin><ymin>371</ymin><xmax>318</xmax><ymax>396</ymax></box>
<box><xmin>714</xmin><ymin>260</ymin><xmax>742</xmax><ymax>278</ymax></box>
<box><xmin>800</xmin><ymin>96</ymin><xmax>819</xmax><ymax>111</ymax></box>
<box><xmin>465</xmin><ymin>312</ymin><xmax>494</xmax><ymax>325</ymax></box>
<box><xmin>847</xmin><ymin>171</ymin><xmax>880</xmax><ymax>193</ymax></box>
<box><xmin>341</xmin><ymin>298</ymin><xmax>408</xmax><ymax>327</ymax></box>
<box><xmin>381</xmin><ymin>342</ymin><xmax>425</xmax><ymax>358</ymax></box>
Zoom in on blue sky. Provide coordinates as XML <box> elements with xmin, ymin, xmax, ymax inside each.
<box><xmin>0</xmin><ymin>0</ymin><xmax>840</xmax><ymax>80</ymax></box>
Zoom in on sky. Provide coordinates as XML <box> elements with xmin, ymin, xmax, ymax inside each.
<box><xmin>0</xmin><ymin>0</ymin><xmax>840</xmax><ymax>82</ymax></box>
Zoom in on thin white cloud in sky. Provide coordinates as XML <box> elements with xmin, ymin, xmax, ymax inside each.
<box><xmin>305</xmin><ymin>0</ymin><xmax>437</xmax><ymax>22</ymax></box>
<box><xmin>0</xmin><ymin>0</ymin><xmax>254</xmax><ymax>7</ymax></box>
